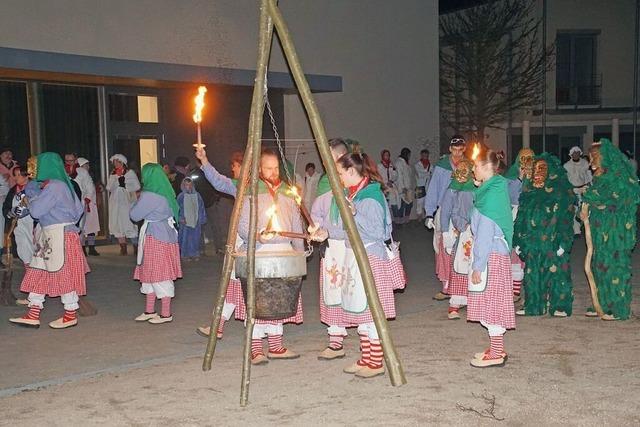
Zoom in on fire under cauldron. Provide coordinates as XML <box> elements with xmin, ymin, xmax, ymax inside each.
<box><xmin>235</xmin><ymin>244</ymin><xmax>306</xmax><ymax>320</ymax></box>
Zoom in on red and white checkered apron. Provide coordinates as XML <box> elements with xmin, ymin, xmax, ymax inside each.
<box><xmin>467</xmin><ymin>253</ymin><xmax>516</xmax><ymax>330</ymax></box>
<box><xmin>20</xmin><ymin>232</ymin><xmax>90</xmax><ymax>297</ymax></box>
<box><xmin>435</xmin><ymin>237</ymin><xmax>451</xmax><ymax>286</ymax></box>
<box><xmin>387</xmin><ymin>253</ymin><xmax>407</xmax><ymax>290</ymax></box>
<box><xmin>233</xmin><ymin>278</ymin><xmax>304</xmax><ymax>325</ymax></box>
<box><xmin>319</xmin><ymin>258</ymin><xmax>349</xmax><ymax>327</ymax></box>
<box><xmin>133</xmin><ymin>236</ymin><xmax>182</xmax><ymax>283</ymax></box>
<box><xmin>342</xmin><ymin>255</ymin><xmax>397</xmax><ymax>326</ymax></box>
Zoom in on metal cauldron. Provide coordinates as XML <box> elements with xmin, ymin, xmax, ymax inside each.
<box><xmin>235</xmin><ymin>245</ymin><xmax>307</xmax><ymax>320</ymax></box>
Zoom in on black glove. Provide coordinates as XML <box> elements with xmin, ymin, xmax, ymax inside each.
<box><xmin>118</xmin><ymin>176</ymin><xmax>126</xmax><ymax>188</ymax></box>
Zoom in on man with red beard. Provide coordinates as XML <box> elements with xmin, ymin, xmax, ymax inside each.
<box><xmin>195</xmin><ymin>147</ymin><xmax>304</xmax><ymax>365</ymax></box>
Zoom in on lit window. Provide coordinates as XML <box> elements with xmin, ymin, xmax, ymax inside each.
<box><xmin>137</xmin><ymin>96</ymin><xmax>158</xmax><ymax>123</ymax></box>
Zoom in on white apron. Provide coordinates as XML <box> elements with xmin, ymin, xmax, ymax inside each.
<box><xmin>433</xmin><ymin>209</ymin><xmax>441</xmax><ymax>254</ymax></box>
<box><xmin>229</xmin><ymin>234</ymin><xmax>243</xmax><ymax>280</ymax></box>
<box><xmin>322</xmin><ymin>238</ymin><xmax>347</xmax><ymax>306</ymax></box>
<box><xmin>341</xmin><ymin>242</ymin><xmax>375</xmax><ymax>314</ymax></box>
<box><xmin>453</xmin><ymin>228</ymin><xmax>473</xmax><ymax>274</ymax></box>
<box><xmin>30</xmin><ymin>222</ymin><xmax>73</xmax><ymax>272</ymax></box>
<box><xmin>136</xmin><ymin>218</ymin><xmax>177</xmax><ymax>266</ymax></box>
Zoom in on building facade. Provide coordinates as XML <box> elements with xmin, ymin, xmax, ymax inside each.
<box><xmin>441</xmin><ymin>0</ymin><xmax>637</xmax><ymax>163</ymax></box>
<box><xmin>0</xmin><ymin>0</ymin><xmax>440</xmax><ymax>236</ymax></box>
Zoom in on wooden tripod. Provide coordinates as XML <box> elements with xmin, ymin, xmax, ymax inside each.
<box><xmin>202</xmin><ymin>0</ymin><xmax>406</xmax><ymax>406</ymax></box>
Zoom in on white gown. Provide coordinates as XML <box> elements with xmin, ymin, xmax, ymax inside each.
<box><xmin>74</xmin><ymin>168</ymin><xmax>101</xmax><ymax>235</ymax></box>
<box><xmin>107</xmin><ymin>169</ymin><xmax>140</xmax><ymax>238</ymax></box>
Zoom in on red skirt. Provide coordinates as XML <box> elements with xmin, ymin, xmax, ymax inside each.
<box><xmin>233</xmin><ymin>277</ymin><xmax>304</xmax><ymax>325</ymax></box>
<box><xmin>133</xmin><ymin>236</ymin><xmax>182</xmax><ymax>283</ymax></box>
<box><xmin>467</xmin><ymin>253</ymin><xmax>516</xmax><ymax>329</ymax></box>
<box><xmin>319</xmin><ymin>258</ymin><xmax>349</xmax><ymax>327</ymax></box>
<box><xmin>20</xmin><ymin>232</ymin><xmax>90</xmax><ymax>297</ymax></box>
<box><xmin>447</xmin><ymin>269</ymin><xmax>468</xmax><ymax>297</ymax></box>
<box><xmin>435</xmin><ymin>237</ymin><xmax>451</xmax><ymax>285</ymax></box>
<box><xmin>387</xmin><ymin>254</ymin><xmax>407</xmax><ymax>290</ymax></box>
<box><xmin>225</xmin><ymin>278</ymin><xmax>241</xmax><ymax>305</ymax></box>
<box><xmin>342</xmin><ymin>255</ymin><xmax>397</xmax><ymax>326</ymax></box>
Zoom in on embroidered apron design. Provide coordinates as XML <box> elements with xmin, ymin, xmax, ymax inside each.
<box><xmin>30</xmin><ymin>222</ymin><xmax>74</xmax><ymax>272</ymax></box>
<box><xmin>322</xmin><ymin>238</ymin><xmax>347</xmax><ymax>306</ymax></box>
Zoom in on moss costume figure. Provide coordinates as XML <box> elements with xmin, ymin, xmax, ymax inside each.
<box><xmin>582</xmin><ymin>138</ymin><xmax>640</xmax><ymax>320</ymax></box>
<box><xmin>513</xmin><ymin>153</ymin><xmax>576</xmax><ymax>316</ymax></box>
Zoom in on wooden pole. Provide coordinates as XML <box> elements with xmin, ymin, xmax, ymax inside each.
<box><xmin>241</xmin><ymin>0</ymin><xmax>274</xmax><ymax>407</ymax></box>
<box><xmin>201</xmin><ymin>0</ymin><xmax>274</xmax><ymax>376</ymax></box>
<box><xmin>266</xmin><ymin>0</ymin><xmax>406</xmax><ymax>386</ymax></box>
<box><xmin>581</xmin><ymin>203</ymin><xmax>604</xmax><ymax>317</ymax></box>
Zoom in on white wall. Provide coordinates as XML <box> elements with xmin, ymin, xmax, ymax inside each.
<box><xmin>0</xmin><ymin>0</ymin><xmax>440</xmax><ymax>173</ymax></box>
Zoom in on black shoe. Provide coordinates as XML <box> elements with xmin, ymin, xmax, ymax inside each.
<box><xmin>88</xmin><ymin>246</ymin><xmax>100</xmax><ymax>256</ymax></box>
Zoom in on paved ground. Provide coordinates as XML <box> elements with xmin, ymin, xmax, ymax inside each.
<box><xmin>0</xmin><ymin>224</ymin><xmax>639</xmax><ymax>426</ymax></box>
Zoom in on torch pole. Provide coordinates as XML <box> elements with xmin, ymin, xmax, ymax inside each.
<box><xmin>266</xmin><ymin>0</ymin><xmax>406</xmax><ymax>386</ymax></box>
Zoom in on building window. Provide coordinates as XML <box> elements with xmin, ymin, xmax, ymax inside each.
<box><xmin>109</xmin><ymin>93</ymin><xmax>158</xmax><ymax>123</ymax></box>
<box><xmin>556</xmin><ymin>32</ymin><xmax>600</xmax><ymax>106</ymax></box>
<box><xmin>41</xmin><ymin>84</ymin><xmax>101</xmax><ymax>177</ymax></box>
<box><xmin>0</xmin><ymin>81</ymin><xmax>30</xmax><ymax>163</ymax></box>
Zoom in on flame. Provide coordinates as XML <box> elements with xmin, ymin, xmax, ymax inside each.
<box><xmin>287</xmin><ymin>185</ymin><xmax>303</xmax><ymax>206</ymax></box>
<box><xmin>265</xmin><ymin>204</ymin><xmax>282</xmax><ymax>232</ymax></box>
<box><xmin>192</xmin><ymin>86</ymin><xmax>207</xmax><ymax>123</ymax></box>
<box><xmin>471</xmin><ymin>143</ymin><xmax>481</xmax><ymax>160</ymax></box>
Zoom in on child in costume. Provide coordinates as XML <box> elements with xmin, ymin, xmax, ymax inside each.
<box><xmin>315</xmin><ymin>152</ymin><xmax>405</xmax><ymax>378</ymax></box>
<box><xmin>467</xmin><ymin>150</ymin><xmax>515</xmax><ymax>368</ymax></box>
<box><xmin>9</xmin><ymin>153</ymin><xmax>90</xmax><ymax>329</ymax></box>
<box><xmin>446</xmin><ymin>159</ymin><xmax>475</xmax><ymax>320</ymax></box>
<box><xmin>131</xmin><ymin>163</ymin><xmax>182</xmax><ymax>324</ymax></box>
<box><xmin>177</xmin><ymin>177</ymin><xmax>207</xmax><ymax>261</ymax></box>
<box><xmin>514</xmin><ymin>153</ymin><xmax>575</xmax><ymax>317</ymax></box>
<box><xmin>424</xmin><ymin>135</ymin><xmax>467</xmax><ymax>301</ymax></box>
<box><xmin>581</xmin><ymin>138</ymin><xmax>640</xmax><ymax>320</ymax></box>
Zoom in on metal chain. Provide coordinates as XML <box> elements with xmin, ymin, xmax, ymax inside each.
<box><xmin>263</xmin><ymin>88</ymin><xmax>293</xmax><ymax>185</ymax></box>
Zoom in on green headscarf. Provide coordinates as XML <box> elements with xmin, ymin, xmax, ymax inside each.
<box><xmin>329</xmin><ymin>182</ymin><xmax>387</xmax><ymax>226</ymax></box>
<box><xmin>473</xmin><ymin>174</ymin><xmax>513</xmax><ymax>249</ymax></box>
<box><xmin>36</xmin><ymin>152</ymin><xmax>75</xmax><ymax>196</ymax></box>
<box><xmin>435</xmin><ymin>155</ymin><xmax>453</xmax><ymax>171</ymax></box>
<box><xmin>141</xmin><ymin>163</ymin><xmax>179</xmax><ymax>221</ymax></box>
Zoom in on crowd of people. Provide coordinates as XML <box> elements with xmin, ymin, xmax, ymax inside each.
<box><xmin>3</xmin><ymin>132</ymin><xmax>639</xmax><ymax>374</ymax></box>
